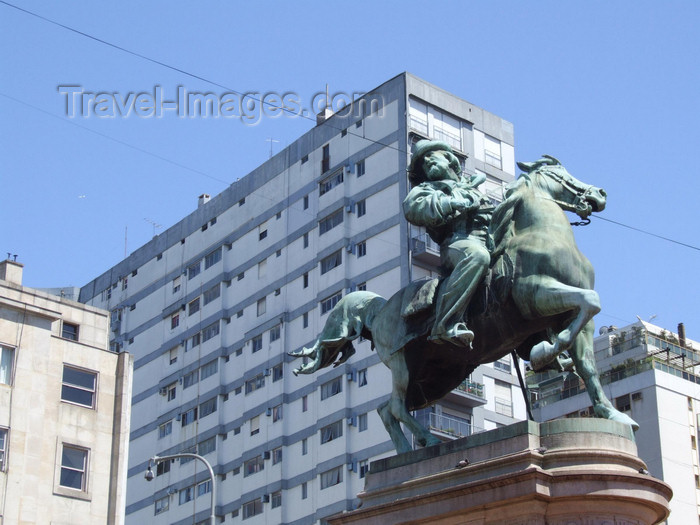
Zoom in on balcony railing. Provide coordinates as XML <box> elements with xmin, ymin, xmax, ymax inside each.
<box><xmin>420</xmin><ymin>412</ymin><xmax>484</xmax><ymax>439</ymax></box>
<box><xmin>455</xmin><ymin>379</ymin><xmax>484</xmax><ymax>398</ymax></box>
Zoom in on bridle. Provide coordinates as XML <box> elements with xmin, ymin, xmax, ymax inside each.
<box><xmin>537</xmin><ymin>166</ymin><xmax>598</xmax><ymax>224</ymax></box>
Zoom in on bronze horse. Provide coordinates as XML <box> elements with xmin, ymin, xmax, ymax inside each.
<box><xmin>290</xmin><ymin>156</ymin><xmax>638</xmax><ymax>454</ymax></box>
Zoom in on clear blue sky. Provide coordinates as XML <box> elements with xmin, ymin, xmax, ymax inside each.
<box><xmin>2</xmin><ymin>1</ymin><xmax>699</xmax><ymax>338</ymax></box>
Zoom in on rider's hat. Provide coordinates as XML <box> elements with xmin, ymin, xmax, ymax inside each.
<box><xmin>408</xmin><ymin>139</ymin><xmax>460</xmax><ymax>183</ymax></box>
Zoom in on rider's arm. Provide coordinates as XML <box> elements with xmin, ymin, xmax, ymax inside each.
<box><xmin>403</xmin><ymin>183</ymin><xmax>463</xmax><ymax>227</ymax></box>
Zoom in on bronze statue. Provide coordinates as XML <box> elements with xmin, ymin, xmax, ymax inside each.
<box><xmin>403</xmin><ymin>140</ymin><xmax>493</xmax><ymax>346</ymax></box>
<box><xmin>290</xmin><ymin>153</ymin><xmax>637</xmax><ymax>454</ymax></box>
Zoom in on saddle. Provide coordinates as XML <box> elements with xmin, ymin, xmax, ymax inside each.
<box><xmin>400</xmin><ymin>253</ymin><xmax>515</xmax><ymax>320</ymax></box>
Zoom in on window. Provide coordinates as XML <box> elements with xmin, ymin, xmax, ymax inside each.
<box><xmin>319</xmin><ymin>209</ymin><xmax>343</xmax><ymax>234</ymax></box>
<box><xmin>171</xmin><ymin>313</ymin><xmax>180</xmax><ymax>329</ymax></box>
<box><xmin>168</xmin><ymin>347</ymin><xmax>178</xmax><ymax>365</ymax></box>
<box><xmin>189</xmin><ymin>332</ymin><xmax>201</xmax><ymax>350</ymax></box>
<box><xmin>302</xmin><ymin>438</ymin><xmax>308</xmax><ymax>455</ymax></box>
<box><xmin>61</xmin><ymin>322</ymin><xmax>79</xmax><ymax>341</ymax></box>
<box><xmin>321</xmin><ymin>144</ymin><xmax>330</xmax><ymax>173</ymax></box>
<box><xmin>121</xmin><ymin>277</ymin><xmax>128</xmax><ymax>290</ymax></box>
<box><xmin>257</xmin><ymin>297</ymin><xmax>266</xmax><ymax>317</ymax></box>
<box><xmin>270</xmin><ymin>325</ymin><xmax>281</xmax><ymax>342</ymax></box>
<box><xmin>320</xmin><ymin>250</ymin><xmax>342</xmax><ymax>274</ymax></box>
<box><xmin>259</xmin><ymin>229</ymin><xmax>268</xmax><ymax>241</ymax></box>
<box><xmin>356</xmin><ymin>159</ymin><xmax>365</xmax><ymax>177</ymax></box>
<box><xmin>203</xmin><ymin>283</ymin><xmax>220</xmax><ymax>305</ymax></box>
<box><xmin>244</xmin><ymin>455</ymin><xmax>265</xmax><ymax>477</ymax></box>
<box><xmin>156</xmin><ymin>459</ymin><xmax>171</xmax><ymax>476</ymax></box>
<box><xmin>359</xmin><ymin>459</ymin><xmax>369</xmax><ymax>478</ymax></box>
<box><xmin>272</xmin><ymin>447</ymin><xmax>282</xmax><ymax>465</ymax></box>
<box><xmin>321</xmin><ymin>377</ymin><xmax>342</xmax><ymax>400</ymax></box>
<box><xmin>615</xmin><ymin>394</ymin><xmax>631</xmax><ymax>412</ymax></box>
<box><xmin>199</xmin><ymin>397</ymin><xmax>217</xmax><ymax>418</ymax></box>
<box><xmin>321</xmin><ymin>291</ymin><xmax>342</xmax><ymax>315</ymax></box>
<box><xmin>357</xmin><ymin>282</ymin><xmax>367</xmax><ymax>291</ymax></box>
<box><xmin>202</xmin><ymin>321</ymin><xmax>219</xmax><ymax>342</ymax></box>
<box><xmin>303</xmin><ymin>272</ymin><xmax>309</xmax><ymax>288</ymax></box>
<box><xmin>183</xmin><ymin>370</ymin><xmax>198</xmax><ymax>389</ymax></box>
<box><xmin>154</xmin><ymin>496</ymin><xmax>169</xmax><ymax>515</ymax></box>
<box><xmin>301</xmin><ymin>481</ymin><xmax>308</xmax><ymax>499</ymax></box>
<box><xmin>494</xmin><ymin>379</ymin><xmax>513</xmax><ymax>417</ymax></box>
<box><xmin>252</xmin><ymin>335</ymin><xmax>263</xmax><ymax>353</ymax></box>
<box><xmin>302</xmin><ymin>395</ymin><xmax>308</xmax><ymax>412</ymax></box>
<box><xmin>245</xmin><ymin>373</ymin><xmax>265</xmax><ymax>394</ymax></box>
<box><xmin>303</xmin><ymin>232</ymin><xmax>309</xmax><ymax>248</ymax></box>
<box><xmin>494</xmin><ymin>356</ymin><xmax>511</xmax><ymax>373</ymax></box>
<box><xmin>179</xmin><ymin>486</ymin><xmax>194</xmax><ymax>505</ymax></box>
<box><xmin>272</xmin><ymin>364</ymin><xmax>283</xmax><ymax>382</ymax></box>
<box><xmin>242</xmin><ymin>498</ymin><xmax>263</xmax><ymax>519</ymax></box>
<box><xmin>197</xmin><ymin>479</ymin><xmax>211</xmax><ymax>497</ymax></box>
<box><xmin>301</xmin><ymin>154</ymin><xmax>308</xmax><ymax>164</ymax></box>
<box><xmin>250</xmin><ymin>415</ymin><xmax>260</xmax><ymax>436</ymax></box>
<box><xmin>358</xmin><ymin>368</ymin><xmax>368</xmax><ymax>387</ymax></box>
<box><xmin>188</xmin><ymin>262</ymin><xmax>201</xmax><ymax>280</ymax></box>
<box><xmin>188</xmin><ymin>297</ymin><xmax>200</xmax><ymax>316</ymax></box>
<box><xmin>0</xmin><ymin>345</ymin><xmax>14</xmax><ymax>385</ymax></box>
<box><xmin>358</xmin><ymin>413</ymin><xmax>368</xmax><ymax>432</ymax></box>
<box><xmin>200</xmin><ymin>359</ymin><xmax>218</xmax><ymax>380</ymax></box>
<box><xmin>204</xmin><ymin>247</ymin><xmax>222</xmax><ymax>269</ymax></box>
<box><xmin>303</xmin><ymin>312</ymin><xmax>309</xmax><ymax>328</ymax></box>
<box><xmin>303</xmin><ymin>194</ymin><xmax>309</xmax><ymax>209</ymax></box>
<box><xmin>320</xmin><ymin>465</ymin><xmax>343</xmax><ymax>489</ymax></box>
<box><xmin>0</xmin><ymin>428</ymin><xmax>7</xmax><ymax>471</ymax></box>
<box><xmin>181</xmin><ymin>407</ymin><xmax>198</xmax><ymax>426</ymax></box>
<box><xmin>158</xmin><ymin>421</ymin><xmax>172</xmax><ymax>438</ymax></box>
<box><xmin>356</xmin><ymin>198</ymin><xmax>366</xmax><ymax>217</ymax></box>
<box><xmin>61</xmin><ymin>365</ymin><xmax>97</xmax><ymax>408</ymax></box>
<box><xmin>357</xmin><ymin>241</ymin><xmax>367</xmax><ymax>258</ymax></box>
<box><xmin>271</xmin><ymin>490</ymin><xmax>282</xmax><ymax>508</ymax></box>
<box><xmin>272</xmin><ymin>404</ymin><xmax>283</xmax><ymax>422</ymax></box>
<box><xmin>237</xmin><ymin>271</ymin><xmax>245</xmax><ymax>281</ymax></box>
<box><xmin>166</xmin><ymin>383</ymin><xmax>176</xmax><ymax>401</ymax></box>
<box><xmin>258</xmin><ymin>258</ymin><xmax>267</xmax><ymax>278</ymax></box>
<box><xmin>484</xmin><ymin>134</ymin><xmax>502</xmax><ymax>169</ymax></box>
<box><xmin>59</xmin><ymin>444</ymin><xmax>88</xmax><ymax>491</ymax></box>
<box><xmin>172</xmin><ymin>276</ymin><xmax>181</xmax><ymax>293</ymax></box>
<box><xmin>320</xmin><ymin>420</ymin><xmax>343</xmax><ymax>444</ymax></box>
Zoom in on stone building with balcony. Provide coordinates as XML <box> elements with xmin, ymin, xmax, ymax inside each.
<box><xmin>529</xmin><ymin>319</ymin><xmax>700</xmax><ymax>524</ymax></box>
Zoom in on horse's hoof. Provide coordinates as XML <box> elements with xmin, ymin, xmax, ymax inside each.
<box><xmin>529</xmin><ymin>341</ymin><xmax>556</xmax><ymax>370</ymax></box>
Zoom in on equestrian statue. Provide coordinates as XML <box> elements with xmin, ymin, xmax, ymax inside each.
<box><xmin>290</xmin><ymin>140</ymin><xmax>638</xmax><ymax>454</ymax></box>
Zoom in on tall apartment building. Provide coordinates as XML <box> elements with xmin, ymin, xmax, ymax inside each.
<box><xmin>79</xmin><ymin>73</ymin><xmax>525</xmax><ymax>525</ymax></box>
<box><xmin>529</xmin><ymin>320</ymin><xmax>700</xmax><ymax>524</ymax></box>
<box><xmin>0</xmin><ymin>259</ymin><xmax>132</xmax><ymax>524</ymax></box>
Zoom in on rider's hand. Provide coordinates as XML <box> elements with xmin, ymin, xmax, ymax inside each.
<box><xmin>450</xmin><ymin>198</ymin><xmax>476</xmax><ymax>214</ymax></box>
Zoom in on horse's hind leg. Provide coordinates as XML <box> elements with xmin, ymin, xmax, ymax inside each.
<box><xmin>570</xmin><ymin>320</ymin><xmax>639</xmax><ymax>430</ymax></box>
<box><xmin>378</xmin><ymin>353</ymin><xmax>442</xmax><ymax>454</ymax></box>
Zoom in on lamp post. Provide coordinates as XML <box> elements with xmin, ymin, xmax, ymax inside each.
<box><xmin>145</xmin><ymin>453</ymin><xmax>216</xmax><ymax>525</ymax></box>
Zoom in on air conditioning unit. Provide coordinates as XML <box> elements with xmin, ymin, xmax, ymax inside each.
<box><xmin>346</xmin><ymin>202</ymin><xmax>354</xmax><ymax>213</ymax></box>
<box><xmin>159</xmin><ymin>387</ymin><xmax>167</xmax><ymax>396</ymax></box>
<box><xmin>632</xmin><ymin>392</ymin><xmax>643</xmax><ymax>401</ymax></box>
<box><xmin>264</xmin><ymin>368</ymin><xmax>271</xmax><ymax>377</ymax></box>
<box><xmin>263</xmin><ymin>450</ymin><xmax>271</xmax><ymax>460</ymax></box>
<box><xmin>347</xmin><ymin>461</ymin><xmax>356</xmax><ymax>472</ymax></box>
<box><xmin>347</xmin><ymin>371</ymin><xmax>356</xmax><ymax>382</ymax></box>
<box><xmin>346</xmin><ymin>243</ymin><xmax>355</xmax><ymax>253</ymax></box>
<box><xmin>261</xmin><ymin>494</ymin><xmax>270</xmax><ymax>503</ymax></box>
<box><xmin>347</xmin><ymin>416</ymin><xmax>357</xmax><ymax>427</ymax></box>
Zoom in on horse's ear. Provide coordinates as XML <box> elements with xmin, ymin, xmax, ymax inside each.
<box><xmin>542</xmin><ymin>154</ymin><xmax>561</xmax><ymax>165</ymax></box>
<box><xmin>517</xmin><ymin>161</ymin><xmax>533</xmax><ymax>173</ymax></box>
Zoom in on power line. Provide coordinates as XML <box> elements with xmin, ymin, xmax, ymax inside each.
<box><xmin>591</xmin><ymin>214</ymin><xmax>700</xmax><ymax>252</ymax></box>
<box><xmin>0</xmin><ymin>0</ymin><xmax>405</xmax><ymax>157</ymax></box>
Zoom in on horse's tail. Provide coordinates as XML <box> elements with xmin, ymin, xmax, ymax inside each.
<box><xmin>289</xmin><ymin>291</ymin><xmax>385</xmax><ymax>375</ymax></box>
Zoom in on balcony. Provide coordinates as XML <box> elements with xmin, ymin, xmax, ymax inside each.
<box><xmin>411</xmin><ymin>232</ymin><xmax>441</xmax><ymax>266</ymax></box>
<box><xmin>445</xmin><ymin>378</ymin><xmax>487</xmax><ymax>408</ymax></box>
<box><xmin>419</xmin><ymin>412</ymin><xmax>484</xmax><ymax>441</ymax></box>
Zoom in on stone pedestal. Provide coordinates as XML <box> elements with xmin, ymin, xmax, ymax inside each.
<box><xmin>329</xmin><ymin>419</ymin><xmax>672</xmax><ymax>525</ymax></box>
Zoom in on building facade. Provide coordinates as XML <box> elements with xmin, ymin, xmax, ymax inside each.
<box><xmin>0</xmin><ymin>259</ymin><xmax>132</xmax><ymax>525</ymax></box>
<box><xmin>530</xmin><ymin>320</ymin><xmax>700</xmax><ymax>524</ymax></box>
<box><xmin>79</xmin><ymin>73</ymin><xmax>526</xmax><ymax>525</ymax></box>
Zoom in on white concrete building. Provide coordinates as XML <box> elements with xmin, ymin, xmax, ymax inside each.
<box><xmin>79</xmin><ymin>73</ymin><xmax>526</xmax><ymax>525</ymax></box>
<box><xmin>530</xmin><ymin>320</ymin><xmax>700</xmax><ymax>524</ymax></box>
<box><xmin>0</xmin><ymin>259</ymin><xmax>132</xmax><ymax>525</ymax></box>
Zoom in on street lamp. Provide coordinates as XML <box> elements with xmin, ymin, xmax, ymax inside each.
<box><xmin>145</xmin><ymin>453</ymin><xmax>216</xmax><ymax>525</ymax></box>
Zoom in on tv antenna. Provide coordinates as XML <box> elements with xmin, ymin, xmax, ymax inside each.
<box><xmin>266</xmin><ymin>138</ymin><xmax>280</xmax><ymax>158</ymax></box>
<box><xmin>144</xmin><ymin>218</ymin><xmax>163</xmax><ymax>237</ymax></box>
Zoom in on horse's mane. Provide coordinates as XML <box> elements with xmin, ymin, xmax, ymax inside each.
<box><xmin>490</xmin><ymin>175</ymin><xmax>531</xmax><ymax>261</ymax></box>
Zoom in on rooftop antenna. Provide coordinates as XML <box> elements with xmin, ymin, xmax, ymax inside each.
<box><xmin>144</xmin><ymin>218</ymin><xmax>163</xmax><ymax>237</ymax></box>
<box><xmin>266</xmin><ymin>138</ymin><xmax>280</xmax><ymax>158</ymax></box>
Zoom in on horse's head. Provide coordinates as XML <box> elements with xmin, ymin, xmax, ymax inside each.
<box><xmin>516</xmin><ymin>155</ymin><xmax>606</xmax><ymax>219</ymax></box>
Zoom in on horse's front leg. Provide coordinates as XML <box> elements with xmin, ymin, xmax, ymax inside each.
<box><xmin>570</xmin><ymin>321</ymin><xmax>639</xmax><ymax>431</ymax></box>
<box><xmin>515</xmin><ymin>276</ymin><xmax>600</xmax><ymax>370</ymax></box>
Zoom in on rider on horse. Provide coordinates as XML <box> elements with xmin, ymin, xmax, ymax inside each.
<box><xmin>404</xmin><ymin>140</ymin><xmax>494</xmax><ymax>347</ymax></box>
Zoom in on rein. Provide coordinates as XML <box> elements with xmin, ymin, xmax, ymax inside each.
<box><xmin>536</xmin><ymin>167</ymin><xmax>596</xmax><ymax>226</ymax></box>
